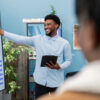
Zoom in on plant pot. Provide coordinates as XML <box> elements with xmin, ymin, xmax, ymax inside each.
<box><xmin>2</xmin><ymin>93</ymin><xmax>11</xmax><ymax>100</ymax></box>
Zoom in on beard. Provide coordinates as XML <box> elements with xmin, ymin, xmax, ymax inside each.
<box><xmin>46</xmin><ymin>31</ymin><xmax>53</xmax><ymax>36</ymax></box>
<box><xmin>46</xmin><ymin>29</ymin><xmax>55</xmax><ymax>37</ymax></box>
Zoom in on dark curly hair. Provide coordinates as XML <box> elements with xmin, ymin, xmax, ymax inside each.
<box><xmin>45</xmin><ymin>14</ymin><xmax>60</xmax><ymax>28</ymax></box>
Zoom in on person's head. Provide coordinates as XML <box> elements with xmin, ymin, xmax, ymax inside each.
<box><xmin>75</xmin><ymin>0</ymin><xmax>100</xmax><ymax>62</ymax></box>
<box><xmin>44</xmin><ymin>14</ymin><xmax>60</xmax><ymax>37</ymax></box>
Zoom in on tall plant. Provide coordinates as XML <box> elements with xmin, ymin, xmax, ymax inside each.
<box><xmin>3</xmin><ymin>38</ymin><xmax>30</xmax><ymax>93</ymax></box>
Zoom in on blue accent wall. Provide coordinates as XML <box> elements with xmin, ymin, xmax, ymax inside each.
<box><xmin>0</xmin><ymin>0</ymin><xmax>86</xmax><ymax>75</ymax></box>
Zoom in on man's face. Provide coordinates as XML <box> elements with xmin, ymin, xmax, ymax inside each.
<box><xmin>44</xmin><ymin>19</ymin><xmax>58</xmax><ymax>36</ymax></box>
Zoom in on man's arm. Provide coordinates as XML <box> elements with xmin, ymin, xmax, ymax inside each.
<box><xmin>59</xmin><ymin>42</ymin><xmax>72</xmax><ymax>69</ymax></box>
<box><xmin>46</xmin><ymin>42</ymin><xmax>72</xmax><ymax>70</ymax></box>
<box><xmin>0</xmin><ymin>29</ymin><xmax>36</xmax><ymax>47</ymax></box>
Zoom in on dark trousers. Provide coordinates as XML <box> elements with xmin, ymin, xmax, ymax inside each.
<box><xmin>35</xmin><ymin>83</ymin><xmax>57</xmax><ymax>99</ymax></box>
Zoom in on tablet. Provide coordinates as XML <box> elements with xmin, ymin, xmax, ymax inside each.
<box><xmin>41</xmin><ymin>55</ymin><xmax>58</xmax><ymax>67</ymax></box>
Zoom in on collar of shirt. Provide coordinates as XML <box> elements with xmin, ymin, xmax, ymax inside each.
<box><xmin>44</xmin><ymin>34</ymin><xmax>58</xmax><ymax>41</ymax></box>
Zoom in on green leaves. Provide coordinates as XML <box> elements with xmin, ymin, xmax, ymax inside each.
<box><xmin>8</xmin><ymin>81</ymin><xmax>21</xmax><ymax>94</ymax></box>
<box><xmin>51</xmin><ymin>5</ymin><xmax>56</xmax><ymax>15</ymax></box>
<box><xmin>3</xmin><ymin>38</ymin><xmax>29</xmax><ymax>93</ymax></box>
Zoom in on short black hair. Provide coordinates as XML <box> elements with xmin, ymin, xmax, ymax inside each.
<box><xmin>45</xmin><ymin>14</ymin><xmax>60</xmax><ymax>28</ymax></box>
<box><xmin>75</xmin><ymin>0</ymin><xmax>100</xmax><ymax>33</ymax></box>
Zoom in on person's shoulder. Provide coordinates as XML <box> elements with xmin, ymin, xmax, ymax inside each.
<box><xmin>58</xmin><ymin>36</ymin><xmax>70</xmax><ymax>45</ymax></box>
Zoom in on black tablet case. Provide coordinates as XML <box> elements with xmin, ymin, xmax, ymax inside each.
<box><xmin>41</xmin><ymin>55</ymin><xmax>58</xmax><ymax>67</ymax></box>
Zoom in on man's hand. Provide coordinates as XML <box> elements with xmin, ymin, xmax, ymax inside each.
<box><xmin>0</xmin><ymin>29</ymin><xmax>4</xmax><ymax>36</ymax></box>
<box><xmin>46</xmin><ymin>61</ymin><xmax>61</xmax><ymax>70</ymax></box>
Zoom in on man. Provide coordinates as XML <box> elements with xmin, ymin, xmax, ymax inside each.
<box><xmin>0</xmin><ymin>14</ymin><xmax>72</xmax><ymax>98</ymax></box>
<box><xmin>37</xmin><ymin>0</ymin><xmax>100</xmax><ymax>100</ymax></box>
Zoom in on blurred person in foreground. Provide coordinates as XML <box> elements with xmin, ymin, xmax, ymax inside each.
<box><xmin>37</xmin><ymin>0</ymin><xmax>100</xmax><ymax>100</ymax></box>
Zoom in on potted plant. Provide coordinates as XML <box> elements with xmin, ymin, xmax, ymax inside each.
<box><xmin>2</xmin><ymin>38</ymin><xmax>31</xmax><ymax>100</ymax></box>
